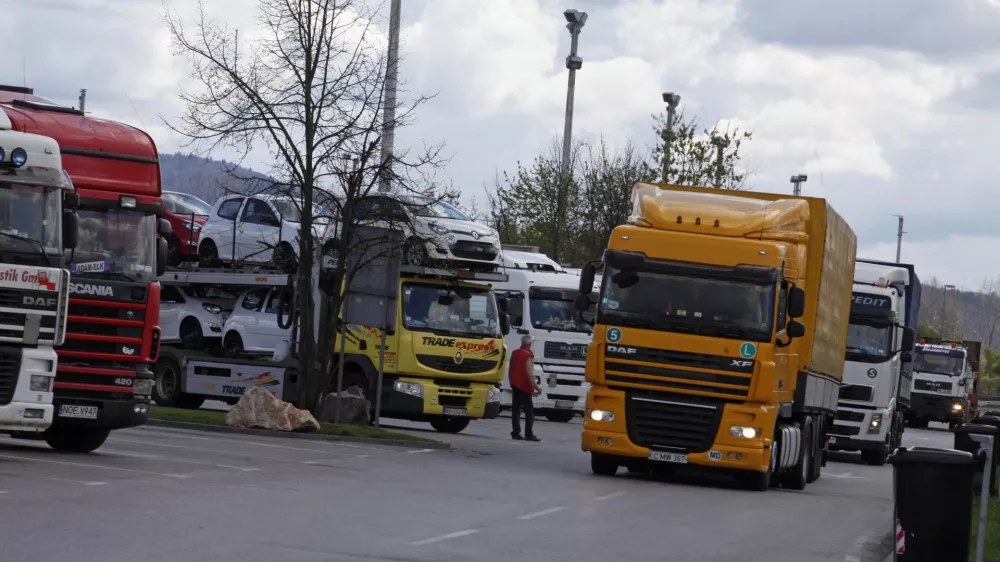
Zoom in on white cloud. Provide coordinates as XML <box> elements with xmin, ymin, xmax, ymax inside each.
<box><xmin>860</xmin><ymin>235</ymin><xmax>1000</xmax><ymax>290</ymax></box>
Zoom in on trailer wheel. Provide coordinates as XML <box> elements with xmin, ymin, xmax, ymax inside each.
<box><xmin>544</xmin><ymin>410</ymin><xmax>576</xmax><ymax>423</ymax></box>
<box><xmin>429</xmin><ymin>417</ymin><xmax>470</xmax><ymax>433</ymax></box>
<box><xmin>782</xmin><ymin>418</ymin><xmax>812</xmax><ymax>491</ymax></box>
<box><xmin>591</xmin><ymin>453</ymin><xmax>619</xmax><ymax>476</ymax></box>
<box><xmin>153</xmin><ymin>358</ymin><xmax>183</xmax><ymax>407</ymax></box>
<box><xmin>44</xmin><ymin>426</ymin><xmax>110</xmax><ymax>453</ymax></box>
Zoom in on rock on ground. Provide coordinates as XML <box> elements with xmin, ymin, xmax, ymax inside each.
<box><xmin>318</xmin><ymin>386</ymin><xmax>371</xmax><ymax>425</ymax></box>
<box><xmin>225</xmin><ymin>387</ymin><xmax>321</xmax><ymax>432</ymax></box>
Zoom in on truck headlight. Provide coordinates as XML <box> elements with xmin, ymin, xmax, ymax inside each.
<box><xmin>952</xmin><ymin>402</ymin><xmax>963</xmax><ymax>412</ymax></box>
<box><xmin>588</xmin><ymin>409</ymin><xmax>615</xmax><ymax>422</ymax></box>
<box><xmin>867</xmin><ymin>413</ymin><xmax>883</xmax><ymax>434</ymax></box>
<box><xmin>487</xmin><ymin>387</ymin><xmax>500</xmax><ymax>403</ymax></box>
<box><xmin>729</xmin><ymin>426</ymin><xmax>761</xmax><ymax>439</ymax></box>
<box><xmin>133</xmin><ymin>379</ymin><xmax>153</xmax><ymax>396</ymax></box>
<box><xmin>29</xmin><ymin>375</ymin><xmax>52</xmax><ymax>392</ymax></box>
<box><xmin>394</xmin><ymin>380</ymin><xmax>423</xmax><ymax>398</ymax></box>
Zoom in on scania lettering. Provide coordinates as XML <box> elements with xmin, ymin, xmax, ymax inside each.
<box><xmin>0</xmin><ymin>86</ymin><xmax>170</xmax><ymax>453</ymax></box>
<box><xmin>0</xmin><ymin>95</ymin><xmax>77</xmax><ymax>435</ymax></box>
<box><xmin>494</xmin><ymin>249</ymin><xmax>595</xmax><ymax>423</ymax></box>
<box><xmin>577</xmin><ymin>183</ymin><xmax>856</xmax><ymax>491</ymax></box>
<box><xmin>828</xmin><ymin>260</ymin><xmax>921</xmax><ymax>465</ymax></box>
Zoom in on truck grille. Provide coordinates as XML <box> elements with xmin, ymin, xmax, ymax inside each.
<box><xmin>836</xmin><ymin>409</ymin><xmax>865</xmax><ymax>422</ymax></box>
<box><xmin>603</xmin><ymin>344</ymin><xmax>754</xmax><ymax>400</ymax></box>
<box><xmin>0</xmin><ymin>349</ymin><xmax>23</xmax><ymax>406</ymax></box>
<box><xmin>830</xmin><ymin>424</ymin><xmax>861</xmax><ymax>436</ymax></box>
<box><xmin>625</xmin><ymin>391</ymin><xmax>724</xmax><ymax>453</ymax></box>
<box><xmin>544</xmin><ymin>341</ymin><xmax>587</xmax><ymax>361</ymax></box>
<box><xmin>417</xmin><ymin>355</ymin><xmax>495</xmax><ymax>374</ymax></box>
<box><xmin>914</xmin><ymin>379</ymin><xmax>953</xmax><ymax>393</ymax></box>
<box><xmin>839</xmin><ymin>384</ymin><xmax>873</xmax><ymax>402</ymax></box>
<box><xmin>450</xmin><ymin>241</ymin><xmax>498</xmax><ymax>261</ymax></box>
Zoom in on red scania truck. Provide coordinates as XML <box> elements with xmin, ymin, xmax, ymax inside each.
<box><xmin>0</xmin><ymin>86</ymin><xmax>169</xmax><ymax>452</ymax></box>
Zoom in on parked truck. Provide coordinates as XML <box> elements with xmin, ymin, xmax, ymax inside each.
<box><xmin>828</xmin><ymin>260</ymin><xmax>919</xmax><ymax>465</ymax></box>
<box><xmin>0</xmin><ymin>86</ymin><xmax>170</xmax><ymax>452</ymax></box>
<box><xmin>575</xmin><ymin>183</ymin><xmax>857</xmax><ymax>490</ymax></box>
<box><xmin>493</xmin><ymin>249</ymin><xmax>595</xmax><ymax>422</ymax></box>
<box><xmin>908</xmin><ymin>338</ymin><xmax>981</xmax><ymax>429</ymax></box>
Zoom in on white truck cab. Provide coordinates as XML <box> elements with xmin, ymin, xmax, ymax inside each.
<box><xmin>829</xmin><ymin>261</ymin><xmax>918</xmax><ymax>465</ymax></box>
<box><xmin>909</xmin><ymin>340</ymin><xmax>977</xmax><ymax>430</ymax></box>
<box><xmin>493</xmin><ymin>249</ymin><xmax>595</xmax><ymax>422</ymax></box>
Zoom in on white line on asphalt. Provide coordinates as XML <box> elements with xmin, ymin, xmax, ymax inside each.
<box><xmin>136</xmin><ymin>427</ymin><xmax>384</xmax><ymax>451</ymax></box>
<box><xmin>409</xmin><ymin>529</ymin><xmax>479</xmax><ymax>546</ymax></box>
<box><xmin>25</xmin><ymin>474</ymin><xmax>108</xmax><ymax>486</ymax></box>
<box><xmin>109</xmin><ymin>437</ymin><xmax>292</xmax><ymax>462</ymax></box>
<box><xmin>0</xmin><ymin>453</ymin><xmax>191</xmax><ymax>479</ymax></box>
<box><xmin>407</xmin><ymin>449</ymin><xmax>435</xmax><ymax>454</ymax></box>
<box><xmin>517</xmin><ymin>507</ymin><xmax>566</xmax><ymax>520</ymax></box>
<box><xmin>595</xmin><ymin>491</ymin><xmax>626</xmax><ymax>501</ymax></box>
<box><xmin>101</xmin><ymin>449</ymin><xmax>262</xmax><ymax>473</ymax></box>
<box><xmin>822</xmin><ymin>471</ymin><xmax>868</xmax><ymax>480</ymax></box>
<box><xmin>844</xmin><ymin>556</ymin><xmax>860</xmax><ymax>562</ymax></box>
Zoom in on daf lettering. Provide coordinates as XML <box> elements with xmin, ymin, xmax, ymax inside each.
<box><xmin>23</xmin><ymin>296</ymin><xmax>57</xmax><ymax>307</ymax></box>
<box><xmin>69</xmin><ymin>283</ymin><xmax>114</xmax><ymax>297</ymax></box>
<box><xmin>607</xmin><ymin>345</ymin><xmax>637</xmax><ymax>355</ymax></box>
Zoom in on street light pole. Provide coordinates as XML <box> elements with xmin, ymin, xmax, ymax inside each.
<box><xmin>711</xmin><ymin>136</ymin><xmax>728</xmax><ymax>189</ymax></box>
<box><xmin>894</xmin><ymin>215</ymin><xmax>905</xmax><ymax>263</ymax></box>
<box><xmin>661</xmin><ymin>92</ymin><xmax>680</xmax><ymax>182</ymax></box>
<box><xmin>941</xmin><ymin>284</ymin><xmax>956</xmax><ymax>338</ymax></box>
<box><xmin>790</xmin><ymin>174</ymin><xmax>807</xmax><ymax>196</ymax></box>
<box><xmin>560</xmin><ymin>9</ymin><xmax>587</xmax><ymax>180</ymax></box>
<box><xmin>378</xmin><ymin>0</ymin><xmax>401</xmax><ymax>193</ymax></box>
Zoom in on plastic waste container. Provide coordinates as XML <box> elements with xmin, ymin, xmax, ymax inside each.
<box><xmin>965</xmin><ymin>417</ymin><xmax>1000</xmax><ymax>496</ymax></box>
<box><xmin>888</xmin><ymin>447</ymin><xmax>976</xmax><ymax>561</ymax></box>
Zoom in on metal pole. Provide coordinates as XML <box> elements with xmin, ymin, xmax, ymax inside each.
<box><xmin>334</xmin><ymin>293</ymin><xmax>349</xmax><ymax>421</ymax></box>
<box><xmin>974</xmin><ymin>435</ymin><xmax>993</xmax><ymax>562</ymax></box>
<box><xmin>790</xmin><ymin>174</ymin><xmax>807</xmax><ymax>196</ymax></box>
<box><xmin>894</xmin><ymin>215</ymin><xmax>904</xmax><ymax>263</ymax></box>
<box><xmin>378</xmin><ymin>0</ymin><xmax>401</xmax><ymax>193</ymax></box>
<box><xmin>559</xmin><ymin>10</ymin><xmax>586</xmax><ymax>180</ymax></box>
<box><xmin>78</xmin><ymin>89</ymin><xmax>87</xmax><ymax>113</ymax></box>
<box><xmin>661</xmin><ymin>92</ymin><xmax>680</xmax><ymax>181</ymax></box>
<box><xmin>941</xmin><ymin>285</ymin><xmax>952</xmax><ymax>337</ymax></box>
<box><xmin>712</xmin><ymin>137</ymin><xmax>728</xmax><ymax>189</ymax></box>
<box><xmin>373</xmin><ymin>266</ymin><xmax>393</xmax><ymax>429</ymax></box>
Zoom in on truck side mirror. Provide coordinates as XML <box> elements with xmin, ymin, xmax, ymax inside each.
<box><xmin>500</xmin><ymin>313</ymin><xmax>511</xmax><ymax>336</ymax></box>
<box><xmin>496</xmin><ymin>295</ymin><xmax>508</xmax><ymax>314</ymax></box>
<box><xmin>579</xmin><ymin>263</ymin><xmax>596</xmax><ymax>294</ymax></box>
<box><xmin>787</xmin><ymin>320</ymin><xmax>806</xmax><ymax>339</ymax></box>
<box><xmin>574</xmin><ymin>292</ymin><xmax>592</xmax><ymax>312</ymax></box>
<box><xmin>901</xmin><ymin>327</ymin><xmax>915</xmax><ymax>352</ymax></box>
<box><xmin>900</xmin><ymin>351</ymin><xmax>914</xmax><ymax>363</ymax></box>
<box><xmin>788</xmin><ymin>287</ymin><xmax>806</xmax><ymax>318</ymax></box>
<box><xmin>157</xmin><ymin>237</ymin><xmax>168</xmax><ymax>277</ymax></box>
<box><xmin>159</xmin><ymin>217</ymin><xmax>173</xmax><ymax>237</ymax></box>
<box><xmin>62</xmin><ymin>210</ymin><xmax>79</xmax><ymax>250</ymax></box>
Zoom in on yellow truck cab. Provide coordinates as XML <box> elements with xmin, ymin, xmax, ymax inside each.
<box><xmin>576</xmin><ymin>183</ymin><xmax>856</xmax><ymax>490</ymax></box>
<box><xmin>335</xmin><ymin>265</ymin><xmax>509</xmax><ymax>433</ymax></box>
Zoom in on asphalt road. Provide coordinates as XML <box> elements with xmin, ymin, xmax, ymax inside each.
<box><xmin>0</xmin><ymin>411</ymin><xmax>954</xmax><ymax>562</ymax></box>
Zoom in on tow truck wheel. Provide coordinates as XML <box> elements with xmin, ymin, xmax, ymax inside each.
<box><xmin>591</xmin><ymin>453</ymin><xmax>619</xmax><ymax>476</ymax></box>
<box><xmin>544</xmin><ymin>411</ymin><xmax>576</xmax><ymax>423</ymax></box>
<box><xmin>44</xmin><ymin>426</ymin><xmax>110</xmax><ymax>453</ymax></box>
<box><xmin>429</xmin><ymin>417</ymin><xmax>470</xmax><ymax>433</ymax></box>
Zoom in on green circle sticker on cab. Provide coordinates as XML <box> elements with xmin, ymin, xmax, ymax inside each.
<box><xmin>739</xmin><ymin>342</ymin><xmax>757</xmax><ymax>359</ymax></box>
<box><xmin>867</xmin><ymin>368</ymin><xmax>878</xmax><ymax>379</ymax></box>
<box><xmin>606</xmin><ymin>327</ymin><xmax>622</xmax><ymax>343</ymax></box>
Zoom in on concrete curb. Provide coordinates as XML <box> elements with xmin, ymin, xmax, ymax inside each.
<box><xmin>143</xmin><ymin>419</ymin><xmax>451</xmax><ymax>450</ymax></box>
<box><xmin>843</xmin><ymin>529</ymin><xmax>892</xmax><ymax>562</ymax></box>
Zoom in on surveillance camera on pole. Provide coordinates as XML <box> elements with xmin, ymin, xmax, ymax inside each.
<box><xmin>711</xmin><ymin>136</ymin><xmax>729</xmax><ymax>189</ymax></box>
<box><xmin>559</xmin><ymin>8</ymin><xmax>587</xmax><ymax>182</ymax></box>
<box><xmin>661</xmin><ymin>92</ymin><xmax>681</xmax><ymax>180</ymax></box>
<box><xmin>790</xmin><ymin>174</ymin><xmax>807</xmax><ymax>196</ymax></box>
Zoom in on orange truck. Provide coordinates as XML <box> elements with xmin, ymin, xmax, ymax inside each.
<box><xmin>575</xmin><ymin>183</ymin><xmax>856</xmax><ymax>490</ymax></box>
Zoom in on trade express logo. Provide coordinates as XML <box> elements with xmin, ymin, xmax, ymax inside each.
<box><xmin>421</xmin><ymin>336</ymin><xmax>502</xmax><ymax>358</ymax></box>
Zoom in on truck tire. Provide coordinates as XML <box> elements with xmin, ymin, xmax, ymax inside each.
<box><xmin>591</xmin><ymin>453</ymin><xmax>618</xmax><ymax>476</ymax></box>
<box><xmin>544</xmin><ymin>411</ymin><xmax>576</xmax><ymax>423</ymax></box>
<box><xmin>861</xmin><ymin>448</ymin><xmax>887</xmax><ymax>466</ymax></box>
<box><xmin>807</xmin><ymin>417</ymin><xmax>823</xmax><ymax>483</ymax></box>
<box><xmin>177</xmin><ymin>395</ymin><xmax>206</xmax><ymax>410</ymax></box>
<box><xmin>153</xmin><ymin>358</ymin><xmax>183</xmax><ymax>407</ymax></box>
<box><xmin>429</xmin><ymin>417</ymin><xmax>470</xmax><ymax>434</ymax></box>
<box><xmin>44</xmin><ymin>426</ymin><xmax>111</xmax><ymax>453</ymax></box>
<box><xmin>782</xmin><ymin>417</ymin><xmax>812</xmax><ymax>491</ymax></box>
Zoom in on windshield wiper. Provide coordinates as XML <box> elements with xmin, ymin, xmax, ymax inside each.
<box><xmin>0</xmin><ymin>232</ymin><xmax>53</xmax><ymax>267</ymax></box>
<box><xmin>72</xmin><ymin>269</ymin><xmax>137</xmax><ymax>283</ymax></box>
<box><xmin>698</xmin><ymin>319</ymin><xmax>752</xmax><ymax>339</ymax></box>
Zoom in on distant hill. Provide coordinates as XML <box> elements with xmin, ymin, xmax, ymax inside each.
<box><xmin>919</xmin><ymin>281</ymin><xmax>999</xmax><ymax>351</ymax></box>
<box><xmin>159</xmin><ymin>152</ymin><xmax>275</xmax><ymax>205</ymax></box>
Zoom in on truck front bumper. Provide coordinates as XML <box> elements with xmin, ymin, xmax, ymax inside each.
<box><xmin>828</xmin><ymin>406</ymin><xmax>890</xmax><ymax>452</ymax></box>
<box><xmin>0</xmin><ymin>403</ymin><xmax>53</xmax><ymax>433</ymax></box>
<box><xmin>0</xmin><ymin>346</ymin><xmax>58</xmax><ymax>433</ymax></box>
<box><xmin>910</xmin><ymin>393</ymin><xmax>965</xmax><ymax>422</ymax></box>
<box><xmin>50</xmin><ymin>396</ymin><xmax>150</xmax><ymax>431</ymax></box>
<box><xmin>381</xmin><ymin>377</ymin><xmax>500</xmax><ymax>421</ymax></box>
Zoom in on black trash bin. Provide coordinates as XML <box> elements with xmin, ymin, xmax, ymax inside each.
<box><xmin>965</xmin><ymin>417</ymin><xmax>1000</xmax><ymax>496</ymax></box>
<box><xmin>888</xmin><ymin>447</ymin><xmax>976</xmax><ymax>561</ymax></box>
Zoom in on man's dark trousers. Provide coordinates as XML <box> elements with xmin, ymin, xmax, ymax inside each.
<box><xmin>511</xmin><ymin>388</ymin><xmax>535</xmax><ymax>438</ymax></box>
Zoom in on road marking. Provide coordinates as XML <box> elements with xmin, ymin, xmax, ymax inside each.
<box><xmin>844</xmin><ymin>556</ymin><xmax>860</xmax><ymax>561</ymax></box>
<box><xmin>409</xmin><ymin>529</ymin><xmax>479</xmax><ymax>546</ymax></box>
<box><xmin>101</xmin><ymin>449</ymin><xmax>262</xmax><ymax>473</ymax></box>
<box><xmin>822</xmin><ymin>471</ymin><xmax>868</xmax><ymax>480</ymax></box>
<box><xmin>595</xmin><ymin>491</ymin><xmax>626</xmax><ymax>501</ymax></box>
<box><xmin>517</xmin><ymin>507</ymin><xmax>566</xmax><ymax>520</ymax></box>
<box><xmin>136</xmin><ymin>428</ymin><xmax>384</xmax><ymax>451</ymax></box>
<box><xmin>0</xmin><ymin>453</ymin><xmax>190</xmax><ymax>479</ymax></box>
<box><xmin>407</xmin><ymin>448</ymin><xmax>434</xmax><ymax>454</ymax></box>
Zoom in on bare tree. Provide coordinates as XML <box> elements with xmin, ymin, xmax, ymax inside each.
<box><xmin>978</xmin><ymin>277</ymin><xmax>1000</xmax><ymax>350</ymax></box>
<box><xmin>165</xmin><ymin>0</ymin><xmax>443</xmax><ymax>412</ymax></box>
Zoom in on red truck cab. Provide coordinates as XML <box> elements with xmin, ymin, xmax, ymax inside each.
<box><xmin>0</xmin><ymin>87</ymin><xmax>167</xmax><ymax>452</ymax></box>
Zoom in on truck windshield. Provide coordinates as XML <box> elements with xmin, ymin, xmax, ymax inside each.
<box><xmin>845</xmin><ymin>322</ymin><xmax>893</xmax><ymax>362</ymax></box>
<box><xmin>913</xmin><ymin>350</ymin><xmax>965</xmax><ymax>377</ymax></box>
<box><xmin>402</xmin><ymin>283</ymin><xmax>501</xmax><ymax>338</ymax></box>
<box><xmin>529</xmin><ymin>286</ymin><xmax>594</xmax><ymax>334</ymax></box>
<box><xmin>70</xmin><ymin>208</ymin><xmax>157</xmax><ymax>283</ymax></box>
<box><xmin>0</xmin><ymin>182</ymin><xmax>62</xmax><ymax>260</ymax></box>
<box><xmin>599</xmin><ymin>266</ymin><xmax>775</xmax><ymax>342</ymax></box>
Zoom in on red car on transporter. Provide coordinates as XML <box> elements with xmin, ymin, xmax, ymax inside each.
<box><xmin>0</xmin><ymin>86</ymin><xmax>170</xmax><ymax>452</ymax></box>
<box><xmin>162</xmin><ymin>191</ymin><xmax>212</xmax><ymax>266</ymax></box>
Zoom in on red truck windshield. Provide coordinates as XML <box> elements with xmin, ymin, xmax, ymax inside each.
<box><xmin>69</xmin><ymin>208</ymin><xmax>157</xmax><ymax>283</ymax></box>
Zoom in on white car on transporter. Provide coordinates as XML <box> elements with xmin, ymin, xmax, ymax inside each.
<box><xmin>159</xmin><ymin>285</ymin><xmax>240</xmax><ymax>349</ymax></box>
<box><xmin>197</xmin><ymin>194</ymin><xmax>337</xmax><ymax>271</ymax></box>
<box><xmin>355</xmin><ymin>194</ymin><xmax>502</xmax><ymax>271</ymax></box>
<box><xmin>221</xmin><ymin>287</ymin><xmax>292</xmax><ymax>357</ymax></box>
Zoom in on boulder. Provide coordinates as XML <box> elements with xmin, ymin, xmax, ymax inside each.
<box><xmin>225</xmin><ymin>387</ymin><xmax>321</xmax><ymax>432</ymax></box>
<box><xmin>318</xmin><ymin>386</ymin><xmax>371</xmax><ymax>425</ymax></box>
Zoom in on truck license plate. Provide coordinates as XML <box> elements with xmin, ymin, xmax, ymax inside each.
<box><xmin>554</xmin><ymin>400</ymin><xmax>575</xmax><ymax>409</ymax></box>
<box><xmin>59</xmin><ymin>405</ymin><xmax>98</xmax><ymax>419</ymax></box>
<box><xmin>648</xmin><ymin>451</ymin><xmax>688</xmax><ymax>464</ymax></box>
<box><xmin>442</xmin><ymin>407</ymin><xmax>467</xmax><ymax>417</ymax></box>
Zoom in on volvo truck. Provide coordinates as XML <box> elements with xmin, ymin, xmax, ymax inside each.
<box><xmin>0</xmin><ymin>102</ymin><xmax>76</xmax><ymax>434</ymax></box>
<box><xmin>0</xmin><ymin>86</ymin><xmax>169</xmax><ymax>452</ymax></box>
<box><xmin>494</xmin><ymin>249</ymin><xmax>595</xmax><ymax>422</ymax></box>
<box><xmin>828</xmin><ymin>260</ymin><xmax>919</xmax><ymax>465</ymax></box>
<box><xmin>908</xmin><ymin>338</ymin><xmax>980</xmax><ymax>429</ymax></box>
<box><xmin>575</xmin><ymin>183</ymin><xmax>856</xmax><ymax>491</ymax></box>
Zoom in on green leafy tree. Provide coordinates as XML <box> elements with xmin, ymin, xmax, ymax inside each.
<box><xmin>652</xmin><ymin>111</ymin><xmax>753</xmax><ymax>189</ymax></box>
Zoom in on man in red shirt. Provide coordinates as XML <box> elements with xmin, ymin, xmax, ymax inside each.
<box><xmin>509</xmin><ymin>334</ymin><xmax>541</xmax><ymax>441</ymax></box>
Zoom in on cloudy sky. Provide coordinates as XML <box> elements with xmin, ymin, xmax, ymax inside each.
<box><xmin>5</xmin><ymin>0</ymin><xmax>1000</xmax><ymax>289</ymax></box>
